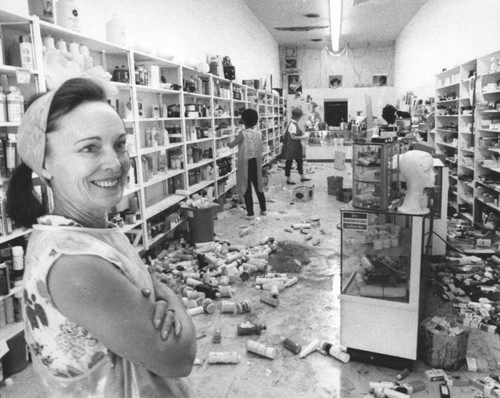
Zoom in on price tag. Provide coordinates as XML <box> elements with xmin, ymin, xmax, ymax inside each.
<box><xmin>15</xmin><ymin>69</ymin><xmax>31</xmax><ymax>85</ymax></box>
<box><xmin>0</xmin><ymin>338</ymin><xmax>10</xmax><ymax>358</ymax></box>
<box><xmin>477</xmin><ymin>238</ymin><xmax>491</xmax><ymax>247</ymax></box>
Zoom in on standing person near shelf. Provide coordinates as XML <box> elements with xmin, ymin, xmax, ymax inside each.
<box><xmin>6</xmin><ymin>78</ymin><xmax>196</xmax><ymax>397</ymax></box>
<box><xmin>281</xmin><ymin>107</ymin><xmax>310</xmax><ymax>185</ymax></box>
<box><xmin>228</xmin><ymin>108</ymin><xmax>267</xmax><ymax>218</ymax></box>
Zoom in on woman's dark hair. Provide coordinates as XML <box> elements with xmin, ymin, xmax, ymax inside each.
<box><xmin>7</xmin><ymin>78</ymin><xmax>107</xmax><ymax>228</ymax></box>
<box><xmin>291</xmin><ymin>107</ymin><xmax>303</xmax><ymax>120</ymax></box>
<box><xmin>241</xmin><ymin>108</ymin><xmax>258</xmax><ymax>127</ymax></box>
<box><xmin>382</xmin><ymin>104</ymin><xmax>397</xmax><ymax>124</ymax></box>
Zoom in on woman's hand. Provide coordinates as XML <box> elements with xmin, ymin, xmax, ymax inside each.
<box><xmin>142</xmin><ymin>287</ymin><xmax>182</xmax><ymax>339</ymax></box>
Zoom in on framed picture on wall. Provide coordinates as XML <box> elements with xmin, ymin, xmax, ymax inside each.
<box><xmin>288</xmin><ymin>74</ymin><xmax>302</xmax><ymax>94</ymax></box>
<box><xmin>285</xmin><ymin>46</ymin><xmax>297</xmax><ymax>58</ymax></box>
<box><xmin>329</xmin><ymin>75</ymin><xmax>342</xmax><ymax>88</ymax></box>
<box><xmin>285</xmin><ymin>58</ymin><xmax>298</xmax><ymax>73</ymax></box>
<box><xmin>373</xmin><ymin>74</ymin><xmax>388</xmax><ymax>86</ymax></box>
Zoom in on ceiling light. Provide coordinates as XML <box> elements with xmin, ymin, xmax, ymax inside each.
<box><xmin>329</xmin><ymin>0</ymin><xmax>342</xmax><ymax>52</ymax></box>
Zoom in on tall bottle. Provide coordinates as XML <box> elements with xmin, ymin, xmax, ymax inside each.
<box><xmin>7</xmin><ymin>87</ymin><xmax>24</xmax><ymax>124</ymax></box>
<box><xmin>69</xmin><ymin>42</ymin><xmax>84</xmax><ymax>72</ymax></box>
<box><xmin>106</xmin><ymin>14</ymin><xmax>127</xmax><ymax>47</ymax></box>
<box><xmin>19</xmin><ymin>36</ymin><xmax>34</xmax><ymax>70</ymax></box>
<box><xmin>5</xmin><ymin>133</ymin><xmax>17</xmax><ymax>174</ymax></box>
<box><xmin>56</xmin><ymin>39</ymin><xmax>71</xmax><ymax>61</ymax></box>
<box><xmin>80</xmin><ymin>45</ymin><xmax>94</xmax><ymax>71</ymax></box>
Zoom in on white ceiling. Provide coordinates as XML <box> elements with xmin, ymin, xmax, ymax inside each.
<box><xmin>241</xmin><ymin>0</ymin><xmax>429</xmax><ymax>49</ymax></box>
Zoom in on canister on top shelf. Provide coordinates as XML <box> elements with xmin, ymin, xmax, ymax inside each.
<box><xmin>106</xmin><ymin>14</ymin><xmax>127</xmax><ymax>47</ymax></box>
<box><xmin>55</xmin><ymin>0</ymin><xmax>81</xmax><ymax>32</ymax></box>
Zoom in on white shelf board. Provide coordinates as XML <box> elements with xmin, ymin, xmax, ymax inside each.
<box><xmin>0</xmin><ymin>322</ymin><xmax>24</xmax><ymax>342</ymax></box>
<box><xmin>145</xmin><ymin>195</ymin><xmax>185</xmax><ymax>219</ymax></box>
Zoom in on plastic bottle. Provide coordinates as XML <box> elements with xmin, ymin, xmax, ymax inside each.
<box><xmin>106</xmin><ymin>14</ymin><xmax>127</xmax><ymax>47</ymax></box>
<box><xmin>80</xmin><ymin>45</ymin><xmax>93</xmax><ymax>70</ymax></box>
<box><xmin>5</xmin><ymin>134</ymin><xmax>17</xmax><ymax>172</ymax></box>
<box><xmin>236</xmin><ymin>321</ymin><xmax>266</xmax><ymax>336</ymax></box>
<box><xmin>7</xmin><ymin>88</ymin><xmax>24</xmax><ymax>123</ymax></box>
<box><xmin>55</xmin><ymin>0</ymin><xmax>81</xmax><ymax>32</ymax></box>
<box><xmin>11</xmin><ymin>246</ymin><xmax>24</xmax><ymax>288</ymax></box>
<box><xmin>69</xmin><ymin>42</ymin><xmax>84</xmax><ymax>72</ymax></box>
<box><xmin>56</xmin><ymin>39</ymin><xmax>71</xmax><ymax>61</ymax></box>
<box><xmin>0</xmin><ymin>88</ymin><xmax>7</xmax><ymax>122</ymax></box>
<box><xmin>19</xmin><ymin>36</ymin><xmax>34</xmax><ymax>70</ymax></box>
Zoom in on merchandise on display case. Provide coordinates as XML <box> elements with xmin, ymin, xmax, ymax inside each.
<box><xmin>352</xmin><ymin>140</ymin><xmax>400</xmax><ymax>211</ymax></box>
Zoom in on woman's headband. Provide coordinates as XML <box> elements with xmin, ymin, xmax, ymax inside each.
<box><xmin>17</xmin><ymin>90</ymin><xmax>57</xmax><ymax>178</ymax></box>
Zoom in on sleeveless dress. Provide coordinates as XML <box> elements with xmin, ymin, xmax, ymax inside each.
<box><xmin>280</xmin><ymin>120</ymin><xmax>304</xmax><ymax>160</ymax></box>
<box><xmin>23</xmin><ymin>215</ymin><xmax>191</xmax><ymax>397</ymax></box>
<box><xmin>235</xmin><ymin>127</ymin><xmax>263</xmax><ymax>198</ymax></box>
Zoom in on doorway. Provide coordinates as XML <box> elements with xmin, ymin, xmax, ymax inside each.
<box><xmin>324</xmin><ymin>100</ymin><xmax>348</xmax><ymax>127</ymax></box>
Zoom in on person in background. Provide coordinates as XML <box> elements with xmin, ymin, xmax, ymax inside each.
<box><xmin>7</xmin><ymin>78</ymin><xmax>196</xmax><ymax>397</ymax></box>
<box><xmin>381</xmin><ymin>104</ymin><xmax>411</xmax><ymax>125</ymax></box>
<box><xmin>281</xmin><ymin>107</ymin><xmax>310</xmax><ymax>185</ymax></box>
<box><xmin>228</xmin><ymin>108</ymin><xmax>267</xmax><ymax>218</ymax></box>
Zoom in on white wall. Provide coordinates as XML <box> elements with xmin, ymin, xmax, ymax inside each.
<box><xmin>286</xmin><ymin>45</ymin><xmax>396</xmax><ymax>124</ymax></box>
<box><xmin>288</xmin><ymin>86</ymin><xmax>395</xmax><ymax>127</ymax></box>
<box><xmin>1</xmin><ymin>0</ymin><xmax>280</xmax><ymax>87</ymax></box>
<box><xmin>395</xmin><ymin>0</ymin><xmax>500</xmax><ymax>99</ymax></box>
<box><xmin>289</xmin><ymin>45</ymin><xmax>395</xmax><ymax>89</ymax></box>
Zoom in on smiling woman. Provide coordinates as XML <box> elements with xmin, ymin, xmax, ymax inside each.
<box><xmin>6</xmin><ymin>78</ymin><xmax>196</xmax><ymax>397</ymax></box>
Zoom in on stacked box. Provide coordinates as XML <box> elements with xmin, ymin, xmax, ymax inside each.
<box><xmin>419</xmin><ymin>316</ymin><xmax>469</xmax><ymax>370</ymax></box>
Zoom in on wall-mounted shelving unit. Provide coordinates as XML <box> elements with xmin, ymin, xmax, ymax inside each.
<box><xmin>0</xmin><ymin>9</ymin><xmax>286</xmax><ymax>256</ymax></box>
<box><xmin>434</xmin><ymin>50</ymin><xmax>500</xmax><ymax>230</ymax></box>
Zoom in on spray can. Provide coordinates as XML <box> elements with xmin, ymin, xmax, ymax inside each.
<box><xmin>237</xmin><ymin>321</ymin><xmax>266</xmax><ymax>336</ymax></box>
<box><xmin>245</xmin><ymin>340</ymin><xmax>277</xmax><ymax>359</ymax></box>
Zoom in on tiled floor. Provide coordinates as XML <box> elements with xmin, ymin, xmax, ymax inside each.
<box><xmin>1</xmin><ymin>157</ymin><xmax>498</xmax><ymax>397</ymax></box>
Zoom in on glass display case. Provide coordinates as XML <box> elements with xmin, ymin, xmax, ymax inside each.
<box><xmin>352</xmin><ymin>141</ymin><xmax>400</xmax><ymax>210</ymax></box>
<box><xmin>340</xmin><ymin>209</ymin><xmax>430</xmax><ymax>360</ymax></box>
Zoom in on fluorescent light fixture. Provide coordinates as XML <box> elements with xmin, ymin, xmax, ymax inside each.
<box><xmin>329</xmin><ymin>0</ymin><xmax>342</xmax><ymax>52</ymax></box>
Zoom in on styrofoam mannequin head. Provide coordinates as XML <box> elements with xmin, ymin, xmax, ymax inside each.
<box><xmin>398</xmin><ymin>150</ymin><xmax>435</xmax><ymax>215</ymax></box>
<box><xmin>399</xmin><ymin>150</ymin><xmax>435</xmax><ymax>187</ymax></box>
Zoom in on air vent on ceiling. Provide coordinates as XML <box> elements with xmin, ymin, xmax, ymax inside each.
<box><xmin>304</xmin><ymin>13</ymin><xmax>320</xmax><ymax>18</ymax></box>
<box><xmin>274</xmin><ymin>26</ymin><xmax>328</xmax><ymax>32</ymax></box>
<box><xmin>311</xmin><ymin>39</ymin><xmax>322</xmax><ymax>42</ymax></box>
